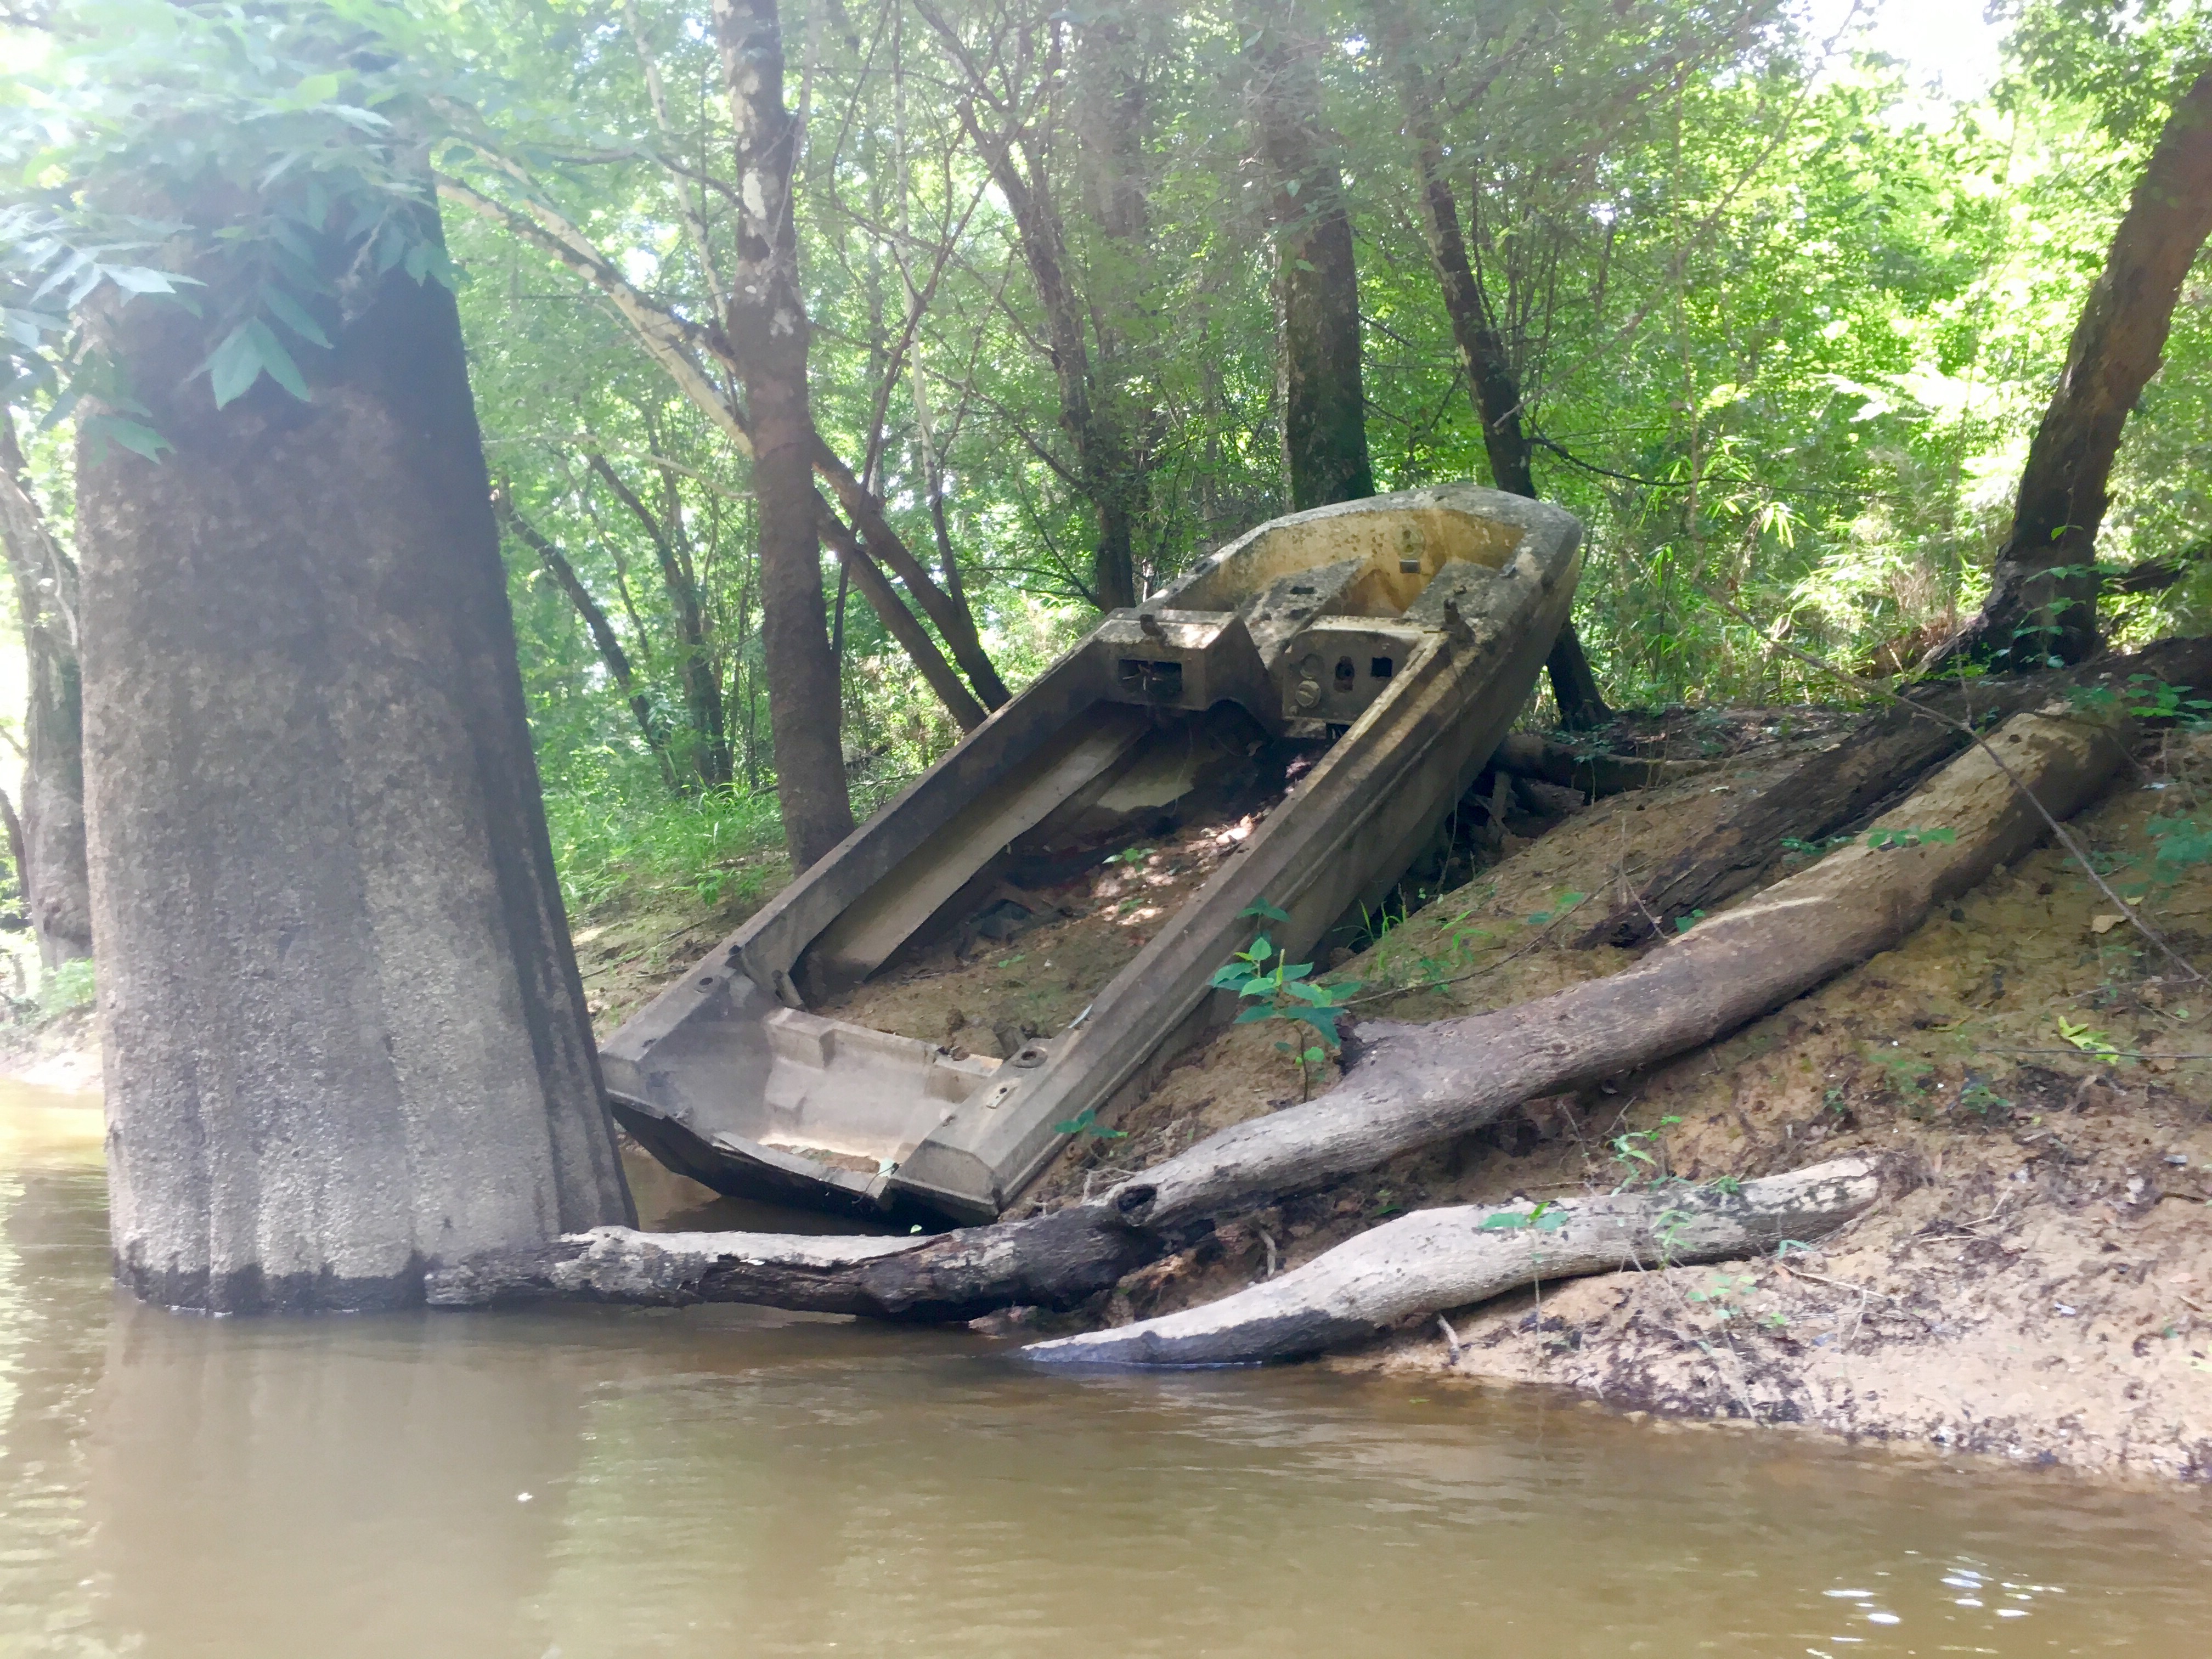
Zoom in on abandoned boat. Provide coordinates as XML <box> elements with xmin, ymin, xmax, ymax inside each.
<box><xmin>601</xmin><ymin>484</ymin><xmax>1584</xmax><ymax>1224</ymax></box>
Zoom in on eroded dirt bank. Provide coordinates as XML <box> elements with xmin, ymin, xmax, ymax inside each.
<box><xmin>998</xmin><ymin>721</ymin><xmax>2212</xmax><ymax>1483</ymax></box>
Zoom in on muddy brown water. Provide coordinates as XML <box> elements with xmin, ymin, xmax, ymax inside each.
<box><xmin>3</xmin><ymin>1081</ymin><xmax>2208</xmax><ymax>1658</ymax></box>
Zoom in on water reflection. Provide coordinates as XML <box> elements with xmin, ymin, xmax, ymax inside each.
<box><xmin>2</xmin><ymin>1079</ymin><xmax>2209</xmax><ymax>1657</ymax></box>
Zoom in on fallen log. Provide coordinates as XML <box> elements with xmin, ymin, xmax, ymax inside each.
<box><xmin>1023</xmin><ymin>1156</ymin><xmax>1880</xmax><ymax>1367</ymax></box>
<box><xmin>427</xmin><ymin>699</ymin><xmax>2124</xmax><ymax>1319</ymax></box>
<box><xmin>1575</xmin><ymin>637</ymin><xmax>2212</xmax><ymax>950</ymax></box>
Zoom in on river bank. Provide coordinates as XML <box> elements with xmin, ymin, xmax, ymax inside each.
<box><xmin>996</xmin><ymin>720</ymin><xmax>2212</xmax><ymax>1484</ymax></box>
<box><xmin>15</xmin><ymin>714</ymin><xmax>2207</xmax><ymax>1486</ymax></box>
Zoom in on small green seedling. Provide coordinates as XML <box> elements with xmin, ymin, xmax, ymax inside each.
<box><xmin>1104</xmin><ymin>845</ymin><xmax>1155</xmax><ymax>866</ymax></box>
<box><xmin>1673</xmin><ymin>908</ymin><xmax>1708</xmax><ymax>933</ymax></box>
<box><xmin>1780</xmin><ymin>834</ymin><xmax>1855</xmax><ymax>858</ymax></box>
<box><xmin>2056</xmin><ymin>1014</ymin><xmax>2120</xmax><ymax>1060</ymax></box>
<box><xmin>1052</xmin><ymin>1106</ymin><xmax>1127</xmax><ymax>1141</ymax></box>
<box><xmin>1212</xmin><ymin>900</ymin><xmax>1358</xmax><ymax>1098</ymax></box>
<box><xmin>1527</xmin><ymin>890</ymin><xmax>1589</xmax><ymax>926</ymax></box>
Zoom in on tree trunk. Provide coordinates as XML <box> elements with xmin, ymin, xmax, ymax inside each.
<box><xmin>811</xmin><ymin>438</ymin><xmax>1011</xmax><ymax>706</ymax></box>
<box><xmin>585</xmin><ymin>453</ymin><xmax>734</xmax><ymax>790</ymax></box>
<box><xmin>716</xmin><ymin>0</ymin><xmax>855</xmax><ymax>871</ymax></box>
<box><xmin>1248</xmin><ymin>20</ymin><xmax>1376</xmax><ymax>510</ymax></box>
<box><xmin>815</xmin><ymin>497</ymin><xmax>987</xmax><ymax>730</ymax></box>
<box><xmin>1025</xmin><ymin>1158</ymin><xmax>1879</xmax><ymax>1367</ymax></box>
<box><xmin>494</xmin><ymin>491</ymin><xmax>683</xmax><ymax>794</ymax></box>
<box><xmin>1577</xmin><ymin>636</ymin><xmax>2212</xmax><ymax>949</ymax></box>
<box><xmin>1939</xmin><ymin>69</ymin><xmax>2212</xmax><ymax>671</ymax></box>
<box><xmin>0</xmin><ymin>416</ymin><xmax>92</xmax><ymax>966</ymax></box>
<box><xmin>1376</xmin><ymin>8</ymin><xmax>1610</xmax><ymax>729</ymax></box>
<box><xmin>430</xmin><ymin>699</ymin><xmax>2123</xmax><ymax>1319</ymax></box>
<box><xmin>75</xmin><ymin>232</ymin><xmax>635</xmax><ymax>1314</ymax></box>
<box><xmin>947</xmin><ymin>85</ymin><xmax>1142</xmax><ymax>611</ymax></box>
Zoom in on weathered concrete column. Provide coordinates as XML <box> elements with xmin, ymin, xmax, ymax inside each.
<box><xmin>75</xmin><ymin>247</ymin><xmax>635</xmax><ymax>1313</ymax></box>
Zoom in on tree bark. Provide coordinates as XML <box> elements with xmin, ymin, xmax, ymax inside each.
<box><xmin>1576</xmin><ymin>636</ymin><xmax>2212</xmax><ymax>949</ymax></box>
<box><xmin>715</xmin><ymin>0</ymin><xmax>855</xmax><ymax>871</ymax></box>
<box><xmin>1938</xmin><ymin>69</ymin><xmax>2212</xmax><ymax>671</ymax></box>
<box><xmin>922</xmin><ymin>7</ymin><xmax>1146</xmax><ymax>614</ymax></box>
<box><xmin>76</xmin><ymin>229</ymin><xmax>635</xmax><ymax>1314</ymax></box>
<box><xmin>585</xmin><ymin>453</ymin><xmax>734</xmax><ymax>791</ymax></box>
<box><xmin>431</xmin><ymin>137</ymin><xmax>1010</xmax><ymax>725</ymax></box>
<box><xmin>814</xmin><ymin>496</ymin><xmax>986</xmax><ymax>729</ymax></box>
<box><xmin>0</xmin><ymin>415</ymin><xmax>92</xmax><ymax>966</ymax></box>
<box><xmin>1025</xmin><ymin>1158</ymin><xmax>1879</xmax><ymax>1367</ymax></box>
<box><xmin>1489</xmin><ymin>732</ymin><xmax>1717</xmax><ymax>797</ymax></box>
<box><xmin>810</xmin><ymin>438</ymin><xmax>1011</xmax><ymax>705</ymax></box>
<box><xmin>494</xmin><ymin>491</ymin><xmax>683</xmax><ymax>794</ymax></box>
<box><xmin>430</xmin><ymin>699</ymin><xmax>2123</xmax><ymax>1319</ymax></box>
<box><xmin>1246</xmin><ymin>18</ymin><xmax>1376</xmax><ymax>510</ymax></box>
<box><xmin>1375</xmin><ymin>5</ymin><xmax>1610</xmax><ymax>729</ymax></box>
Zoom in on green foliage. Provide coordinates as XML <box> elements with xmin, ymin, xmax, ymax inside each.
<box><xmin>14</xmin><ymin>0</ymin><xmax>2212</xmax><ymax>928</ymax></box>
<box><xmin>1210</xmin><ymin>909</ymin><xmax>1360</xmax><ymax>1097</ymax></box>
<box><xmin>2</xmin><ymin>1</ymin><xmax>462</xmax><ymax>416</ymax></box>
<box><xmin>1610</xmin><ymin>1116</ymin><xmax>1684</xmax><ymax>1190</ymax></box>
<box><xmin>1479</xmin><ymin>1199</ymin><xmax>1571</xmax><ymax>1234</ymax></box>
<box><xmin>540</xmin><ymin>774</ymin><xmax>785</xmax><ymax>918</ymax></box>
<box><xmin>1051</xmin><ymin>1107</ymin><xmax>1127</xmax><ymax>1141</ymax></box>
<box><xmin>2055</xmin><ymin>1014</ymin><xmax>2121</xmax><ymax>1060</ymax></box>
<box><xmin>35</xmin><ymin>957</ymin><xmax>94</xmax><ymax>1020</ymax></box>
<box><xmin>2147</xmin><ymin>814</ymin><xmax>2212</xmax><ymax>873</ymax></box>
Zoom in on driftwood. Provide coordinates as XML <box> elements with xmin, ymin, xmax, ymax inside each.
<box><xmin>1577</xmin><ymin>637</ymin><xmax>2212</xmax><ymax>949</ymax></box>
<box><xmin>1024</xmin><ymin>1157</ymin><xmax>1879</xmax><ymax>1368</ymax></box>
<box><xmin>428</xmin><ymin>699</ymin><xmax>2126</xmax><ymax>1320</ymax></box>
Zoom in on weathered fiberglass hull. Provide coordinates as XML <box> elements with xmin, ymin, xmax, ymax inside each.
<box><xmin>601</xmin><ymin>484</ymin><xmax>1583</xmax><ymax>1223</ymax></box>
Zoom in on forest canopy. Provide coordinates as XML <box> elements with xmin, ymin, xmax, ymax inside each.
<box><xmin>4</xmin><ymin>0</ymin><xmax>2210</xmax><ymax>908</ymax></box>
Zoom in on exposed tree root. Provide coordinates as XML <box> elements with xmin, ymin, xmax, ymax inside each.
<box><xmin>1023</xmin><ymin>1157</ymin><xmax>1880</xmax><ymax>1368</ymax></box>
<box><xmin>427</xmin><ymin>699</ymin><xmax>2127</xmax><ymax>1323</ymax></box>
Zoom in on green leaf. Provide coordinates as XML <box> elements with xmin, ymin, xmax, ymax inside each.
<box><xmin>245</xmin><ymin>318</ymin><xmax>309</xmax><ymax>400</ymax></box>
<box><xmin>206</xmin><ymin>322</ymin><xmax>264</xmax><ymax>407</ymax></box>
<box><xmin>1239</xmin><ymin>900</ymin><xmax>1291</xmax><ymax>923</ymax></box>
<box><xmin>105</xmin><ymin>266</ymin><xmax>181</xmax><ymax>296</ymax></box>
<box><xmin>1209</xmin><ymin>962</ymin><xmax>1256</xmax><ymax>990</ymax></box>
<box><xmin>293</xmin><ymin>71</ymin><xmax>345</xmax><ymax>106</ymax></box>
<box><xmin>81</xmin><ymin>414</ymin><xmax>170</xmax><ymax>462</ymax></box>
<box><xmin>259</xmin><ymin>285</ymin><xmax>331</xmax><ymax>348</ymax></box>
<box><xmin>1233</xmin><ymin>1005</ymin><xmax>1276</xmax><ymax>1024</ymax></box>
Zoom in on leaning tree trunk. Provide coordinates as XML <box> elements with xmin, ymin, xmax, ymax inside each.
<box><xmin>0</xmin><ymin>415</ymin><xmax>92</xmax><ymax>966</ymax></box>
<box><xmin>717</xmin><ymin>0</ymin><xmax>855</xmax><ymax>871</ymax></box>
<box><xmin>75</xmin><ymin>228</ymin><xmax>635</xmax><ymax>1314</ymax></box>
<box><xmin>1247</xmin><ymin>17</ymin><xmax>1376</xmax><ymax>511</ymax></box>
<box><xmin>1376</xmin><ymin>7</ymin><xmax>1610</xmax><ymax>730</ymax></box>
<box><xmin>1940</xmin><ymin>68</ymin><xmax>2212</xmax><ymax>672</ymax></box>
<box><xmin>494</xmin><ymin>490</ymin><xmax>684</xmax><ymax>795</ymax></box>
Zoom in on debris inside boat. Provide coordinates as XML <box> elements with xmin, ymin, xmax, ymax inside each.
<box><xmin>600</xmin><ymin>484</ymin><xmax>1583</xmax><ymax>1223</ymax></box>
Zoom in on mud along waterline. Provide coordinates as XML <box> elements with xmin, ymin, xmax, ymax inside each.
<box><xmin>3</xmin><ymin>1079</ymin><xmax>2208</xmax><ymax>1658</ymax></box>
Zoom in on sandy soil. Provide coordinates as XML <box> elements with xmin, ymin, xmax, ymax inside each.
<box><xmin>1002</xmin><ymin>721</ymin><xmax>2212</xmax><ymax>1484</ymax></box>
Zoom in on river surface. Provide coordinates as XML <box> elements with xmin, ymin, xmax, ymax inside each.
<box><xmin>2</xmin><ymin>1079</ymin><xmax>2208</xmax><ymax>1657</ymax></box>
